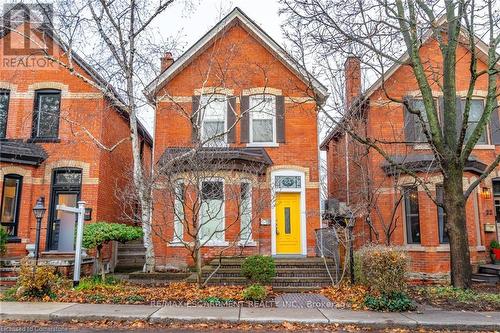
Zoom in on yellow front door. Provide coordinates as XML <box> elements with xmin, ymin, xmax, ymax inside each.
<box><xmin>275</xmin><ymin>192</ymin><xmax>301</xmax><ymax>254</ymax></box>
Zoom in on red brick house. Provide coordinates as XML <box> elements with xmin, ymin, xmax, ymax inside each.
<box><xmin>321</xmin><ymin>34</ymin><xmax>500</xmax><ymax>279</ymax></box>
<box><xmin>145</xmin><ymin>8</ymin><xmax>328</xmax><ymax>268</ymax></box>
<box><xmin>0</xmin><ymin>5</ymin><xmax>152</xmax><ymax>260</ymax></box>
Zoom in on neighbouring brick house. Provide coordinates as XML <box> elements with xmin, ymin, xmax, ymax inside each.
<box><xmin>321</xmin><ymin>33</ymin><xmax>500</xmax><ymax>279</ymax></box>
<box><xmin>145</xmin><ymin>8</ymin><xmax>328</xmax><ymax>268</ymax></box>
<box><xmin>0</xmin><ymin>5</ymin><xmax>152</xmax><ymax>260</ymax></box>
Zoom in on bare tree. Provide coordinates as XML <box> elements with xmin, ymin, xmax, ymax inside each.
<box><xmin>281</xmin><ymin>0</ymin><xmax>500</xmax><ymax>288</ymax></box>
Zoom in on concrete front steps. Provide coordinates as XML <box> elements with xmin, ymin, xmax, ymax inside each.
<box><xmin>188</xmin><ymin>257</ymin><xmax>339</xmax><ymax>292</ymax></box>
<box><xmin>114</xmin><ymin>239</ymin><xmax>146</xmax><ymax>273</ymax></box>
<box><xmin>0</xmin><ymin>259</ymin><xmax>21</xmax><ymax>290</ymax></box>
<box><xmin>472</xmin><ymin>264</ymin><xmax>500</xmax><ymax>284</ymax></box>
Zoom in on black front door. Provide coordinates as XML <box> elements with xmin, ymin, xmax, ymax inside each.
<box><xmin>47</xmin><ymin>169</ymin><xmax>82</xmax><ymax>251</ymax></box>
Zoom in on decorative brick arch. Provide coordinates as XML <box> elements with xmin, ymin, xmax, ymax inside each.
<box><xmin>43</xmin><ymin>160</ymin><xmax>99</xmax><ymax>184</ymax></box>
<box><xmin>267</xmin><ymin>165</ymin><xmax>319</xmax><ymax>188</ymax></box>
<box><xmin>242</xmin><ymin>87</ymin><xmax>282</xmax><ymax>96</ymax></box>
<box><xmin>27</xmin><ymin>82</ymin><xmax>69</xmax><ymax>94</ymax></box>
<box><xmin>0</xmin><ymin>166</ymin><xmax>33</xmax><ymax>183</ymax></box>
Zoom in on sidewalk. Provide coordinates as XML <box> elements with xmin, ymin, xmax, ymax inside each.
<box><xmin>1</xmin><ymin>302</ymin><xmax>499</xmax><ymax>330</ymax></box>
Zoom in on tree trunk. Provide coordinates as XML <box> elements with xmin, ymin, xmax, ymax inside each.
<box><xmin>97</xmin><ymin>246</ymin><xmax>105</xmax><ymax>281</ymax></box>
<box><xmin>195</xmin><ymin>244</ymin><xmax>203</xmax><ymax>287</ymax></box>
<box><xmin>140</xmin><ymin>200</ymin><xmax>155</xmax><ymax>273</ymax></box>
<box><xmin>443</xmin><ymin>167</ymin><xmax>472</xmax><ymax>288</ymax></box>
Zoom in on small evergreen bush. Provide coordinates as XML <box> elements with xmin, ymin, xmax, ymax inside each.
<box><xmin>364</xmin><ymin>292</ymin><xmax>415</xmax><ymax>312</ymax></box>
<box><xmin>242</xmin><ymin>284</ymin><xmax>267</xmax><ymax>301</ymax></box>
<box><xmin>355</xmin><ymin>244</ymin><xmax>409</xmax><ymax>294</ymax></box>
<box><xmin>241</xmin><ymin>255</ymin><xmax>276</xmax><ymax>284</ymax></box>
<box><xmin>0</xmin><ymin>227</ymin><xmax>8</xmax><ymax>256</ymax></box>
<box><xmin>82</xmin><ymin>222</ymin><xmax>143</xmax><ymax>279</ymax></box>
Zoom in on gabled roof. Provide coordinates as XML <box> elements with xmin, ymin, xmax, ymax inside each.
<box><xmin>0</xmin><ymin>4</ymin><xmax>153</xmax><ymax>146</ymax></box>
<box><xmin>320</xmin><ymin>17</ymin><xmax>499</xmax><ymax>150</ymax></box>
<box><xmin>144</xmin><ymin>7</ymin><xmax>328</xmax><ymax>102</ymax></box>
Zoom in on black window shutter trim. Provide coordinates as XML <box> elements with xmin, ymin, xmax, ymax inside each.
<box><xmin>227</xmin><ymin>96</ymin><xmax>236</xmax><ymax>143</ymax></box>
<box><xmin>403</xmin><ymin>96</ymin><xmax>415</xmax><ymax>144</ymax></box>
<box><xmin>240</xmin><ymin>96</ymin><xmax>250</xmax><ymax>143</ymax></box>
<box><xmin>191</xmin><ymin>95</ymin><xmax>200</xmax><ymax>143</ymax></box>
<box><xmin>490</xmin><ymin>98</ymin><xmax>500</xmax><ymax>145</ymax></box>
<box><xmin>276</xmin><ymin>95</ymin><xmax>285</xmax><ymax>143</ymax></box>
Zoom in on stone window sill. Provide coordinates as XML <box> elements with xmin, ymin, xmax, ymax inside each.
<box><xmin>246</xmin><ymin>142</ymin><xmax>279</xmax><ymax>148</ymax></box>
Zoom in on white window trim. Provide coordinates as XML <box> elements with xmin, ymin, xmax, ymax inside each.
<box><xmin>249</xmin><ymin>94</ymin><xmax>277</xmax><ymax>145</ymax></box>
<box><xmin>239</xmin><ymin>179</ymin><xmax>253</xmax><ymax>245</ymax></box>
<box><xmin>198</xmin><ymin>177</ymin><xmax>226</xmax><ymax>245</ymax></box>
<box><xmin>200</xmin><ymin>94</ymin><xmax>227</xmax><ymax>147</ymax></box>
<box><xmin>172</xmin><ymin>179</ymin><xmax>184</xmax><ymax>244</ymax></box>
<box><xmin>270</xmin><ymin>169</ymin><xmax>307</xmax><ymax>256</ymax></box>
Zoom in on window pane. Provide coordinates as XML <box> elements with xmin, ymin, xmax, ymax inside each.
<box><xmin>201</xmin><ymin>181</ymin><xmax>223</xmax><ymax>200</ymax></box>
<box><xmin>413</xmin><ymin>99</ymin><xmax>429</xmax><ymax>142</ymax></box>
<box><xmin>202</xmin><ymin>121</ymin><xmax>225</xmax><ymax>146</ymax></box>
<box><xmin>284</xmin><ymin>207</ymin><xmax>291</xmax><ymax>234</ymax></box>
<box><xmin>436</xmin><ymin>185</ymin><xmax>449</xmax><ymax>244</ymax></box>
<box><xmin>200</xmin><ymin>199</ymin><xmax>224</xmax><ymax>241</ymax></box>
<box><xmin>252</xmin><ymin>119</ymin><xmax>273</xmax><ymax>142</ymax></box>
<box><xmin>173</xmin><ymin>182</ymin><xmax>184</xmax><ymax>241</ymax></box>
<box><xmin>54</xmin><ymin>171</ymin><xmax>82</xmax><ymax>186</ymax></box>
<box><xmin>240</xmin><ymin>183</ymin><xmax>252</xmax><ymax>241</ymax></box>
<box><xmin>493</xmin><ymin>180</ymin><xmax>500</xmax><ymax>196</ymax></box>
<box><xmin>464</xmin><ymin>100</ymin><xmax>487</xmax><ymax>144</ymax></box>
<box><xmin>250</xmin><ymin>95</ymin><xmax>275</xmax><ymax>143</ymax></box>
<box><xmin>36</xmin><ymin>93</ymin><xmax>60</xmax><ymax>138</ymax></box>
<box><xmin>1</xmin><ymin>176</ymin><xmax>21</xmax><ymax>236</ymax></box>
<box><xmin>404</xmin><ymin>187</ymin><xmax>421</xmax><ymax>244</ymax></box>
<box><xmin>0</xmin><ymin>91</ymin><xmax>9</xmax><ymax>138</ymax></box>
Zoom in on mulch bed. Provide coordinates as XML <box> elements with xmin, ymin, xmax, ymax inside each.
<box><xmin>409</xmin><ymin>283</ymin><xmax>500</xmax><ymax>311</ymax></box>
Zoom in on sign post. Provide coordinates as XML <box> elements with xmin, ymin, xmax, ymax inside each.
<box><xmin>56</xmin><ymin>201</ymin><xmax>86</xmax><ymax>287</ymax></box>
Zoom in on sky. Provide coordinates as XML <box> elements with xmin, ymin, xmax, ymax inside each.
<box><xmin>155</xmin><ymin>0</ymin><xmax>285</xmax><ymax>50</ymax></box>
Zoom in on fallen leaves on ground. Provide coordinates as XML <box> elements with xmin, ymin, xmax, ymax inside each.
<box><xmin>52</xmin><ymin>281</ymin><xmax>253</xmax><ymax>304</ymax></box>
<box><xmin>409</xmin><ymin>284</ymin><xmax>500</xmax><ymax>311</ymax></box>
<box><xmin>1</xmin><ymin>319</ymin><xmax>494</xmax><ymax>332</ymax></box>
<box><xmin>319</xmin><ymin>283</ymin><xmax>369</xmax><ymax>310</ymax></box>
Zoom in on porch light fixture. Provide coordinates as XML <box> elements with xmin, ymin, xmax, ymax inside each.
<box><xmin>32</xmin><ymin>197</ymin><xmax>46</xmax><ymax>268</ymax></box>
<box><xmin>481</xmin><ymin>187</ymin><xmax>491</xmax><ymax>200</ymax></box>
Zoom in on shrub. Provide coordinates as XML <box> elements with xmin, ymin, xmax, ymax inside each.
<box><xmin>364</xmin><ymin>292</ymin><xmax>415</xmax><ymax>312</ymax></box>
<box><xmin>17</xmin><ymin>259</ymin><xmax>57</xmax><ymax>298</ymax></box>
<box><xmin>355</xmin><ymin>244</ymin><xmax>409</xmax><ymax>294</ymax></box>
<box><xmin>242</xmin><ymin>284</ymin><xmax>267</xmax><ymax>301</ymax></box>
<box><xmin>82</xmin><ymin>222</ymin><xmax>143</xmax><ymax>280</ymax></box>
<box><xmin>0</xmin><ymin>227</ymin><xmax>8</xmax><ymax>256</ymax></box>
<box><xmin>241</xmin><ymin>255</ymin><xmax>276</xmax><ymax>284</ymax></box>
<box><xmin>75</xmin><ymin>275</ymin><xmax>120</xmax><ymax>291</ymax></box>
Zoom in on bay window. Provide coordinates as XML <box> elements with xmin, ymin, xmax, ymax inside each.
<box><xmin>200</xmin><ymin>180</ymin><xmax>225</xmax><ymax>243</ymax></box>
<box><xmin>240</xmin><ymin>182</ymin><xmax>252</xmax><ymax>242</ymax></box>
<box><xmin>403</xmin><ymin>186</ymin><xmax>421</xmax><ymax>244</ymax></box>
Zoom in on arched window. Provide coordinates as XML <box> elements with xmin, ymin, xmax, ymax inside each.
<box><xmin>32</xmin><ymin>89</ymin><xmax>61</xmax><ymax>139</ymax></box>
<box><xmin>0</xmin><ymin>174</ymin><xmax>23</xmax><ymax>236</ymax></box>
<box><xmin>0</xmin><ymin>89</ymin><xmax>10</xmax><ymax>138</ymax></box>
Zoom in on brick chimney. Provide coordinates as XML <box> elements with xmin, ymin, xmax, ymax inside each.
<box><xmin>160</xmin><ymin>52</ymin><xmax>174</xmax><ymax>72</ymax></box>
<box><xmin>344</xmin><ymin>56</ymin><xmax>361</xmax><ymax>109</ymax></box>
